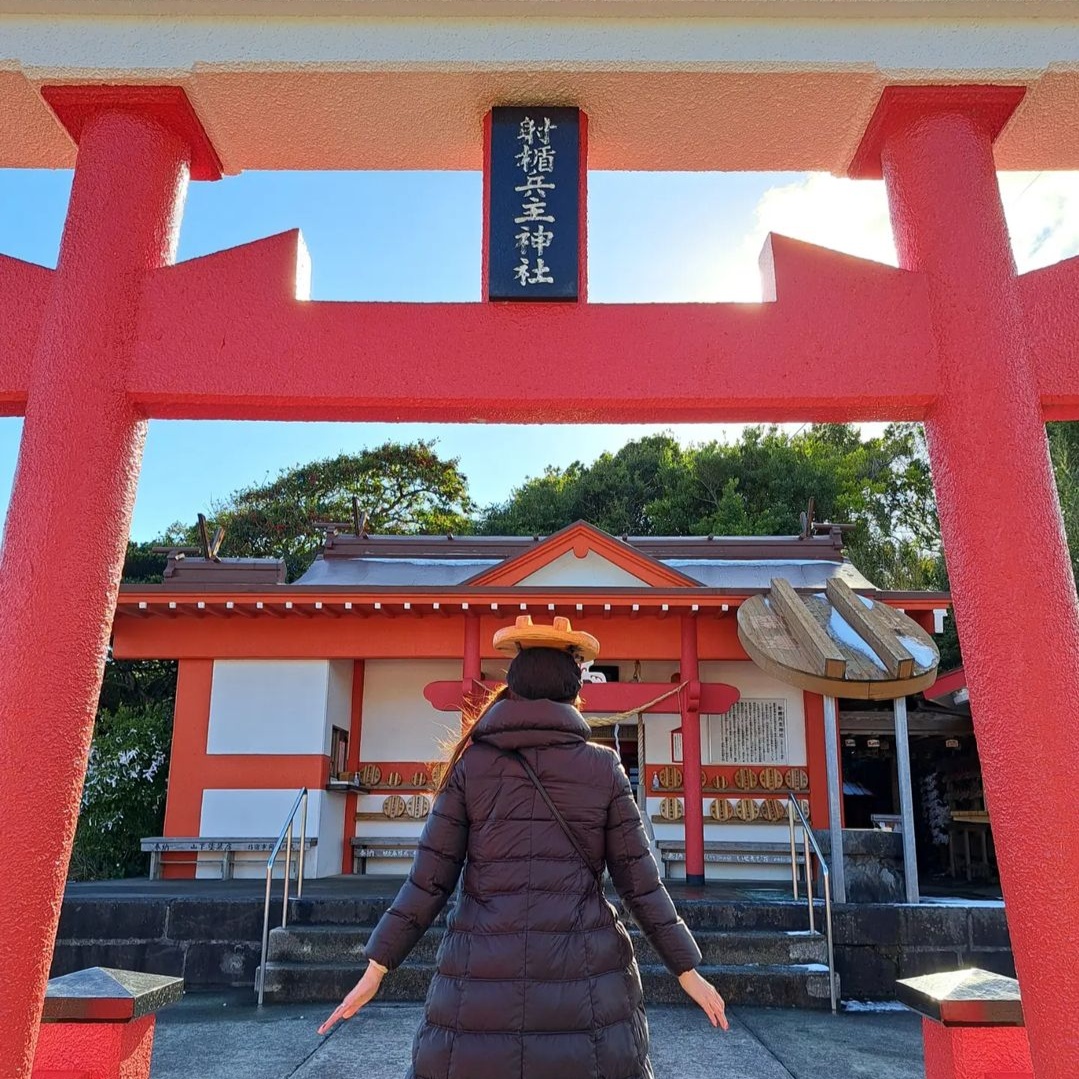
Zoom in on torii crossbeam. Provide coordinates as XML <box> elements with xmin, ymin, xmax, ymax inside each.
<box><xmin>0</xmin><ymin>83</ymin><xmax>1077</xmax><ymax>1077</ymax></box>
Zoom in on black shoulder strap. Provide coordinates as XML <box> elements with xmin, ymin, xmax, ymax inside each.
<box><xmin>503</xmin><ymin>749</ymin><xmax>604</xmax><ymax>892</ymax></box>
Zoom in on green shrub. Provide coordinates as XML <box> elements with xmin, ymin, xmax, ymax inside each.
<box><xmin>69</xmin><ymin>703</ymin><xmax>172</xmax><ymax>881</ymax></box>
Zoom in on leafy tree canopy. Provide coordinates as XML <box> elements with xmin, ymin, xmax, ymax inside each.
<box><xmin>165</xmin><ymin>441</ymin><xmax>475</xmax><ymax>580</ymax></box>
<box><xmin>69</xmin><ymin>702</ymin><xmax>172</xmax><ymax>881</ymax></box>
<box><xmin>481</xmin><ymin>425</ymin><xmax>940</xmax><ymax>590</ymax></box>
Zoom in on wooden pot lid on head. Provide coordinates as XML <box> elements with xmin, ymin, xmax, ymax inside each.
<box><xmin>737</xmin><ymin>576</ymin><xmax>940</xmax><ymax>700</ymax></box>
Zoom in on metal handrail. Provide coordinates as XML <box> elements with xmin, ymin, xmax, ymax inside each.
<box><xmin>256</xmin><ymin>787</ymin><xmax>309</xmax><ymax>1007</ymax></box>
<box><xmin>786</xmin><ymin>793</ymin><xmax>838</xmax><ymax>1014</ymax></box>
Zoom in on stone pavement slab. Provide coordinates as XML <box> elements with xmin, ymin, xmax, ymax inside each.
<box><xmin>736</xmin><ymin>1005</ymin><xmax>925</xmax><ymax>1079</ymax></box>
<box><xmin>150</xmin><ymin>993</ymin><xmax>925</xmax><ymax>1079</ymax></box>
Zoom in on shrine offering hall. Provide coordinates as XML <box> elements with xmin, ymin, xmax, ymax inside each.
<box><xmin>113</xmin><ymin>521</ymin><xmax>948</xmax><ymax>882</ymax></box>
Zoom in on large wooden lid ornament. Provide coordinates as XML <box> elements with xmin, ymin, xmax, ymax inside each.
<box><xmin>737</xmin><ymin>577</ymin><xmax>939</xmax><ymax>699</ymax></box>
<box><xmin>493</xmin><ymin>615</ymin><xmax>600</xmax><ymax>662</ymax></box>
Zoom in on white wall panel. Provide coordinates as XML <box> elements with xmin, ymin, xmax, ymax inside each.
<box><xmin>517</xmin><ymin>550</ymin><xmax>649</xmax><ymax>587</ymax></box>
<box><xmin>208</xmin><ymin>659</ymin><xmax>331</xmax><ymax>755</ymax></box>
<box><xmin>361</xmin><ymin>659</ymin><xmax>462</xmax><ymax>761</ymax></box>
<box><xmin>325</xmin><ymin>660</ymin><xmax>355</xmax><ymax>753</ymax></box>
<box><xmin>198</xmin><ymin>788</ymin><xmax>344</xmax><ymax>878</ymax></box>
<box><xmin>701</xmin><ymin>661</ymin><xmax>807</xmax><ymax>765</ymax></box>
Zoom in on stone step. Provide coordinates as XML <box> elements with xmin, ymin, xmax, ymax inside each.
<box><xmin>287</xmin><ymin>896</ymin><xmax>816</xmax><ymax>934</ymax></box>
<box><xmin>267</xmin><ymin>924</ymin><xmax>827</xmax><ymax>969</ymax></box>
<box><xmin>258</xmin><ymin>959</ymin><xmax>835</xmax><ymax>1010</ymax></box>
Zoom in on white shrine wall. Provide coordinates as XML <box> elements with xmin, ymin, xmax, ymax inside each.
<box><xmin>207</xmin><ymin>658</ymin><xmax>352</xmax><ymax>755</ymax></box>
<box><xmin>192</xmin><ymin>653</ymin><xmax>812</xmax><ymax>878</ymax></box>
<box><xmin>354</xmin><ymin>658</ymin><xmax>462</xmax><ymax>873</ymax></box>
<box><xmin>196</xmin><ymin>658</ymin><xmax>354</xmax><ymax>877</ymax></box>
<box><xmin>359</xmin><ymin>658</ymin><xmax>462</xmax><ymax>761</ymax></box>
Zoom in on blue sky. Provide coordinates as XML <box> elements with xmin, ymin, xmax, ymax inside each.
<box><xmin>0</xmin><ymin>167</ymin><xmax>814</xmax><ymax>539</ymax></box>
<box><xmin>2</xmin><ymin>163</ymin><xmax>1071</xmax><ymax>540</ymax></box>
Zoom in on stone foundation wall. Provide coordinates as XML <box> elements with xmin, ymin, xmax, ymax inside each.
<box><xmin>53</xmin><ymin>892</ymin><xmax>1014</xmax><ymax>1000</ymax></box>
<box><xmin>833</xmin><ymin>903</ymin><xmax>1015</xmax><ymax>998</ymax></box>
<box><xmin>53</xmin><ymin>897</ymin><xmax>270</xmax><ymax>989</ymax></box>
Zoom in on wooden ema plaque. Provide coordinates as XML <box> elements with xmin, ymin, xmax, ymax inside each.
<box><xmin>354</xmin><ymin>762</ymin><xmax>443</xmax><ymax>792</ymax></box>
<box><xmin>646</xmin><ymin>764</ymin><xmax>809</xmax><ymax>794</ymax></box>
<box><xmin>737</xmin><ymin>576</ymin><xmax>940</xmax><ymax>700</ymax></box>
<box><xmin>656</xmin><ymin>796</ymin><xmax>808</xmax><ymax>826</ymax></box>
<box><xmin>356</xmin><ymin>794</ymin><xmax>432</xmax><ymax>822</ymax></box>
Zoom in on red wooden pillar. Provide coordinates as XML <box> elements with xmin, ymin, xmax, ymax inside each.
<box><xmin>922</xmin><ymin>1021</ymin><xmax>1034</xmax><ymax>1079</ymax></box>
<box><xmin>0</xmin><ymin>102</ymin><xmax>193</xmax><ymax>1078</ymax></box>
<box><xmin>462</xmin><ymin>611</ymin><xmax>482</xmax><ymax>731</ymax></box>
<box><xmin>854</xmin><ymin>86</ymin><xmax>1079</xmax><ymax>1078</ymax></box>
<box><xmin>802</xmin><ymin>691</ymin><xmax>832</xmax><ymax>828</ymax></box>
<box><xmin>680</xmin><ymin>614</ymin><xmax>705</xmax><ymax>885</ymax></box>
<box><xmin>341</xmin><ymin>660</ymin><xmax>366</xmax><ymax>874</ymax></box>
<box><xmin>463</xmin><ymin>612</ymin><xmax>482</xmax><ymax>688</ymax></box>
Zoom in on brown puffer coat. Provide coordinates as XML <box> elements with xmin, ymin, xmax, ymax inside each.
<box><xmin>364</xmin><ymin>697</ymin><xmax>702</xmax><ymax>1079</ymax></box>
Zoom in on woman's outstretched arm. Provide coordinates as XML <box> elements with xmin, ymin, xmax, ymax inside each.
<box><xmin>365</xmin><ymin>763</ymin><xmax>469</xmax><ymax>969</ymax></box>
<box><xmin>319</xmin><ymin>763</ymin><xmax>468</xmax><ymax>1034</ymax></box>
<box><xmin>603</xmin><ymin>758</ymin><xmax>729</xmax><ymax>1030</ymax></box>
<box><xmin>603</xmin><ymin>759</ymin><xmax>701</xmax><ymax>974</ymax></box>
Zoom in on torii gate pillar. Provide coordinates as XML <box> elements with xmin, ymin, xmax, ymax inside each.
<box><xmin>0</xmin><ymin>95</ymin><xmax>199</xmax><ymax>1078</ymax></box>
<box><xmin>853</xmin><ymin>88</ymin><xmax>1079</xmax><ymax>1074</ymax></box>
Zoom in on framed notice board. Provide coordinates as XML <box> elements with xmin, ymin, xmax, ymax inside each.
<box><xmin>487</xmin><ymin>106</ymin><xmax>581</xmax><ymax>301</ymax></box>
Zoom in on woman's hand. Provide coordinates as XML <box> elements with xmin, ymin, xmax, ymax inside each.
<box><xmin>677</xmin><ymin>969</ymin><xmax>729</xmax><ymax>1030</ymax></box>
<box><xmin>317</xmin><ymin>960</ymin><xmax>387</xmax><ymax>1034</ymax></box>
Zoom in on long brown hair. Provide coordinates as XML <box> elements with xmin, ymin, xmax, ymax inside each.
<box><xmin>433</xmin><ymin>683</ymin><xmax>508</xmax><ymax>795</ymax></box>
<box><xmin>432</xmin><ymin>647</ymin><xmax>583</xmax><ymax>795</ymax></box>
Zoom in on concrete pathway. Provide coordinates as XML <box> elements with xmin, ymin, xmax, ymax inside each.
<box><xmin>150</xmin><ymin>993</ymin><xmax>925</xmax><ymax>1079</ymax></box>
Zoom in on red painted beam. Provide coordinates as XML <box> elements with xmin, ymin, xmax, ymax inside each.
<box><xmin>423</xmin><ymin>680</ymin><xmax>739</xmax><ymax>715</ymax></box>
<box><xmin>129</xmin><ymin>230</ymin><xmax>938</xmax><ymax>423</ymax></box>
<box><xmin>0</xmin><ymin>255</ymin><xmax>54</xmax><ymax>417</ymax></box>
<box><xmin>1022</xmin><ymin>254</ymin><xmax>1079</xmax><ymax>420</ymax></box>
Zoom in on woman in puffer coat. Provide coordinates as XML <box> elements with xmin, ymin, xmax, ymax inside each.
<box><xmin>319</xmin><ymin>617</ymin><xmax>728</xmax><ymax>1078</ymax></box>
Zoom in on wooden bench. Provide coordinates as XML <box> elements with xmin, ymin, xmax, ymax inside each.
<box><xmin>351</xmin><ymin>837</ymin><xmax>420</xmax><ymax>875</ymax></box>
<box><xmin>656</xmin><ymin>840</ymin><xmax>802</xmax><ymax>880</ymax></box>
<box><xmin>140</xmin><ymin>836</ymin><xmax>317</xmax><ymax>880</ymax></box>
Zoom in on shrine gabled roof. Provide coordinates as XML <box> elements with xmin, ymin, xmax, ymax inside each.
<box><xmin>134</xmin><ymin>520</ymin><xmax>892</xmax><ymax>597</ymax></box>
<box><xmin>460</xmin><ymin>522</ymin><xmax>702</xmax><ymax>589</ymax></box>
<box><xmin>287</xmin><ymin>521</ymin><xmax>874</xmax><ymax>590</ymax></box>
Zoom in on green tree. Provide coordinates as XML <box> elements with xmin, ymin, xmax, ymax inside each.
<box><xmin>482</xmin><ymin>424</ymin><xmax>939</xmax><ymax>590</ymax></box>
<box><xmin>168</xmin><ymin>441</ymin><xmax>475</xmax><ymax>580</ymax></box>
<box><xmin>69</xmin><ymin>703</ymin><xmax>172</xmax><ymax>881</ymax></box>
<box><xmin>480</xmin><ymin>435</ymin><xmax>685</xmax><ymax>537</ymax></box>
<box><xmin>1048</xmin><ymin>422</ymin><xmax>1079</xmax><ymax>581</ymax></box>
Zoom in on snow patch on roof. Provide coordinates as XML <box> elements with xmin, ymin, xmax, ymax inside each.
<box><xmin>665</xmin><ymin>559</ymin><xmax>874</xmax><ymax>590</ymax></box>
<box><xmin>828</xmin><ymin>608</ymin><xmax>887</xmax><ymax>669</ymax></box>
<box><xmin>899</xmin><ymin>635</ymin><xmax>937</xmax><ymax>668</ymax></box>
<box><xmin>295</xmin><ymin>557</ymin><xmax>500</xmax><ymax>587</ymax></box>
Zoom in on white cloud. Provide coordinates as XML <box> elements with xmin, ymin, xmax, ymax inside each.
<box><xmin>710</xmin><ymin>170</ymin><xmax>1079</xmax><ymax>301</ymax></box>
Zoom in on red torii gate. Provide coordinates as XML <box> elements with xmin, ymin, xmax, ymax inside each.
<box><xmin>1</xmin><ymin>82</ymin><xmax>1078</xmax><ymax>1076</ymax></box>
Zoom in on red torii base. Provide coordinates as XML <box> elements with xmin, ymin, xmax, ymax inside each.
<box><xmin>0</xmin><ymin>83</ymin><xmax>1077</xmax><ymax>1078</ymax></box>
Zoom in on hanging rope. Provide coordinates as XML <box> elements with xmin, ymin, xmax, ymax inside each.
<box><xmin>584</xmin><ymin>682</ymin><xmax>689</xmax><ymax>727</ymax></box>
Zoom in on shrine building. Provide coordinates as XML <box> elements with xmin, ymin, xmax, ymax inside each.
<box><xmin>112</xmin><ymin>520</ymin><xmax>949</xmax><ymax>881</ymax></box>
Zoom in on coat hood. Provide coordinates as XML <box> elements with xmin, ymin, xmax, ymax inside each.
<box><xmin>470</xmin><ymin>697</ymin><xmax>592</xmax><ymax>751</ymax></box>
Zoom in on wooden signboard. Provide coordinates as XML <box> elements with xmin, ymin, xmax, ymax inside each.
<box><xmin>487</xmin><ymin>106</ymin><xmax>581</xmax><ymax>301</ymax></box>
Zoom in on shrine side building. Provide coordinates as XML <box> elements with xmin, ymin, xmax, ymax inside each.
<box><xmin>112</xmin><ymin>522</ymin><xmax>950</xmax><ymax>881</ymax></box>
